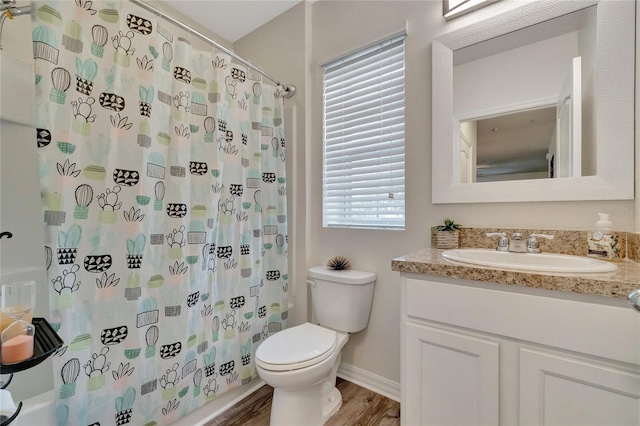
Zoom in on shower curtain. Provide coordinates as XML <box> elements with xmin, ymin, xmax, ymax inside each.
<box><xmin>31</xmin><ymin>1</ymin><xmax>288</xmax><ymax>424</ymax></box>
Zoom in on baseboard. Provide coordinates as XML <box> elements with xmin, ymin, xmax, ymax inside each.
<box><xmin>337</xmin><ymin>362</ymin><xmax>401</xmax><ymax>402</ymax></box>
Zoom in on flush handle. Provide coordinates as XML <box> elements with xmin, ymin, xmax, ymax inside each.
<box><xmin>628</xmin><ymin>289</ymin><xmax>640</xmax><ymax>313</ymax></box>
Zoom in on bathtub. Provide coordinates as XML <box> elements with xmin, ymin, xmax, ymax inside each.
<box><xmin>15</xmin><ymin>378</ymin><xmax>265</xmax><ymax>426</ymax></box>
<box><xmin>1</xmin><ymin>267</ymin><xmax>276</xmax><ymax>424</ymax></box>
<box><xmin>0</xmin><ymin>51</ymin><xmax>274</xmax><ymax>425</ymax></box>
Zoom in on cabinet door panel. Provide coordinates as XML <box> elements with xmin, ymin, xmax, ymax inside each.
<box><xmin>520</xmin><ymin>348</ymin><xmax>640</xmax><ymax>425</ymax></box>
<box><xmin>405</xmin><ymin>323</ymin><xmax>499</xmax><ymax>426</ymax></box>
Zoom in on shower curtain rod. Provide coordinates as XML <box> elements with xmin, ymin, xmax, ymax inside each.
<box><xmin>0</xmin><ymin>5</ymin><xmax>30</xmax><ymax>50</ymax></box>
<box><xmin>0</xmin><ymin>0</ymin><xmax>296</xmax><ymax>98</ymax></box>
<box><xmin>0</xmin><ymin>0</ymin><xmax>295</xmax><ymax>97</ymax></box>
<box><xmin>130</xmin><ymin>0</ymin><xmax>296</xmax><ymax>98</ymax></box>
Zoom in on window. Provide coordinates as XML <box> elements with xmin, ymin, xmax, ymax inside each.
<box><xmin>322</xmin><ymin>34</ymin><xmax>406</xmax><ymax>230</ymax></box>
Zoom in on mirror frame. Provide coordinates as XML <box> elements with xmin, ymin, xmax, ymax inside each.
<box><xmin>432</xmin><ymin>0</ymin><xmax>635</xmax><ymax>203</ymax></box>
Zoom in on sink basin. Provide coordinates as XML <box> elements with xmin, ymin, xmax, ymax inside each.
<box><xmin>442</xmin><ymin>248</ymin><xmax>618</xmax><ymax>273</ymax></box>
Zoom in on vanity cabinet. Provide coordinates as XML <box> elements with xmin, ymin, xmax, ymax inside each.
<box><xmin>404</xmin><ymin>322</ymin><xmax>499</xmax><ymax>425</ymax></box>
<box><xmin>519</xmin><ymin>348</ymin><xmax>639</xmax><ymax>425</ymax></box>
<box><xmin>401</xmin><ymin>276</ymin><xmax>640</xmax><ymax>426</ymax></box>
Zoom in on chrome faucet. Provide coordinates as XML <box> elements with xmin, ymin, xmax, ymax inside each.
<box><xmin>508</xmin><ymin>232</ymin><xmax>527</xmax><ymax>253</ymax></box>
<box><xmin>486</xmin><ymin>232</ymin><xmax>554</xmax><ymax>253</ymax></box>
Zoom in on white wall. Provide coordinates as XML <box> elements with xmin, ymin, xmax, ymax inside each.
<box><xmin>453</xmin><ymin>31</ymin><xmax>578</xmax><ymax>115</ymax></box>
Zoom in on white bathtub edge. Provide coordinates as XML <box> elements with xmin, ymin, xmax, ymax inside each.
<box><xmin>14</xmin><ymin>378</ymin><xmax>266</xmax><ymax>426</ymax></box>
<box><xmin>13</xmin><ymin>389</ymin><xmax>55</xmax><ymax>426</ymax></box>
<box><xmin>172</xmin><ymin>378</ymin><xmax>266</xmax><ymax>425</ymax></box>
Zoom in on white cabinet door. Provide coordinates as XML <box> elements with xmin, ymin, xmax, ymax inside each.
<box><xmin>520</xmin><ymin>348</ymin><xmax>640</xmax><ymax>426</ymax></box>
<box><xmin>404</xmin><ymin>323</ymin><xmax>500</xmax><ymax>426</ymax></box>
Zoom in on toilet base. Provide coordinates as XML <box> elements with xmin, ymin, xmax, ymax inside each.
<box><xmin>257</xmin><ymin>329</ymin><xmax>349</xmax><ymax>426</ymax></box>
<box><xmin>270</xmin><ymin>379</ymin><xmax>342</xmax><ymax>426</ymax></box>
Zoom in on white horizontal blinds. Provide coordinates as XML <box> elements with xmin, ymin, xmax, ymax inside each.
<box><xmin>322</xmin><ymin>35</ymin><xmax>406</xmax><ymax>229</ymax></box>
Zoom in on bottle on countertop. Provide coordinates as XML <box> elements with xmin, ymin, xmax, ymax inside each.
<box><xmin>587</xmin><ymin>213</ymin><xmax>620</xmax><ymax>261</ymax></box>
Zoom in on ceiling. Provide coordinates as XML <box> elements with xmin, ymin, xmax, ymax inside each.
<box><xmin>159</xmin><ymin>0</ymin><xmax>303</xmax><ymax>43</ymax></box>
<box><xmin>474</xmin><ymin>106</ymin><xmax>556</xmax><ymax>177</ymax></box>
<box><xmin>476</xmin><ymin>106</ymin><xmax>556</xmax><ymax>165</ymax></box>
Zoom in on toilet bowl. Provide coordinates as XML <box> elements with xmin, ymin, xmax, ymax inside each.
<box><xmin>256</xmin><ymin>322</ymin><xmax>349</xmax><ymax>425</ymax></box>
<box><xmin>255</xmin><ymin>266</ymin><xmax>376</xmax><ymax>426</ymax></box>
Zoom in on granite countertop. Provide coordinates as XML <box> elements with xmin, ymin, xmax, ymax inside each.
<box><xmin>392</xmin><ymin>248</ymin><xmax>640</xmax><ymax>299</ymax></box>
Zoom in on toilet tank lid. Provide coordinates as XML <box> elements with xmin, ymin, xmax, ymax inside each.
<box><xmin>308</xmin><ymin>266</ymin><xmax>376</xmax><ymax>285</ymax></box>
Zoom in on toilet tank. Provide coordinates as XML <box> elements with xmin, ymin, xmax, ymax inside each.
<box><xmin>308</xmin><ymin>266</ymin><xmax>376</xmax><ymax>333</ymax></box>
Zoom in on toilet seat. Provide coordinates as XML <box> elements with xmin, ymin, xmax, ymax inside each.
<box><xmin>256</xmin><ymin>323</ymin><xmax>338</xmax><ymax>371</ymax></box>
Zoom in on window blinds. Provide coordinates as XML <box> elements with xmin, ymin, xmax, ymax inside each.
<box><xmin>322</xmin><ymin>35</ymin><xmax>406</xmax><ymax>229</ymax></box>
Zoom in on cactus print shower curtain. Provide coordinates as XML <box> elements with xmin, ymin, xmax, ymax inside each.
<box><xmin>32</xmin><ymin>1</ymin><xmax>289</xmax><ymax>424</ymax></box>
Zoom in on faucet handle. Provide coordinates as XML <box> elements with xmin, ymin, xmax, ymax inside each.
<box><xmin>486</xmin><ymin>232</ymin><xmax>509</xmax><ymax>251</ymax></box>
<box><xmin>527</xmin><ymin>233</ymin><xmax>554</xmax><ymax>253</ymax></box>
<box><xmin>530</xmin><ymin>233</ymin><xmax>554</xmax><ymax>240</ymax></box>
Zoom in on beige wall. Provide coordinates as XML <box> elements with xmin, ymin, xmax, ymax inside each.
<box><xmin>235</xmin><ymin>2</ymin><xmax>311</xmax><ymax>328</ymax></box>
<box><xmin>454</xmin><ymin>32</ymin><xmax>578</xmax><ymax>115</ymax></box>
<box><xmin>2</xmin><ymin>0</ymin><xmax>637</xmax><ymax>393</ymax></box>
<box><xmin>0</xmin><ymin>1</ymin><xmax>31</xmax><ymax>62</ymax></box>
<box><xmin>238</xmin><ymin>0</ymin><xmax>637</xmax><ymax>387</ymax></box>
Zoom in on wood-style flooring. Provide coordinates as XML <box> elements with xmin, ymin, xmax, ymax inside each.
<box><xmin>205</xmin><ymin>378</ymin><xmax>401</xmax><ymax>426</ymax></box>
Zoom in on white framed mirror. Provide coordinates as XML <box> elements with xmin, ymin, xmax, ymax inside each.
<box><xmin>432</xmin><ymin>0</ymin><xmax>635</xmax><ymax>203</ymax></box>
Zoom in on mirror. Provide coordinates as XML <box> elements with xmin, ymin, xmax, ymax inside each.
<box><xmin>455</xmin><ymin>6</ymin><xmax>595</xmax><ymax>183</ymax></box>
<box><xmin>432</xmin><ymin>0</ymin><xmax>635</xmax><ymax>203</ymax></box>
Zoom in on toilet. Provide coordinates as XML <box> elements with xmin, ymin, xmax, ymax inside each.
<box><xmin>255</xmin><ymin>266</ymin><xmax>376</xmax><ymax>426</ymax></box>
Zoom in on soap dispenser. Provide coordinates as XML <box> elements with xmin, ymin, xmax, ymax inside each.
<box><xmin>587</xmin><ymin>213</ymin><xmax>620</xmax><ymax>261</ymax></box>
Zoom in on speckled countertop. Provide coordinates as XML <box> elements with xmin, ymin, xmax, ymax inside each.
<box><xmin>392</xmin><ymin>248</ymin><xmax>640</xmax><ymax>299</ymax></box>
